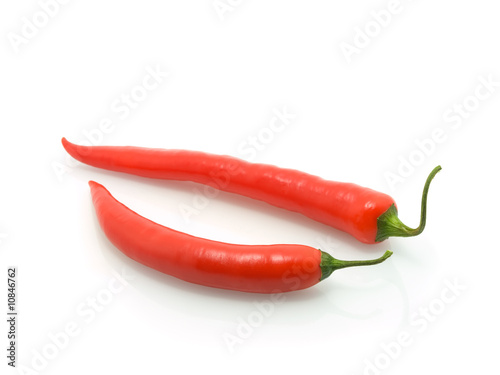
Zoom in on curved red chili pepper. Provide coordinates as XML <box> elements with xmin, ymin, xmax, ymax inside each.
<box><xmin>88</xmin><ymin>181</ymin><xmax>392</xmax><ymax>293</ymax></box>
<box><xmin>63</xmin><ymin>138</ymin><xmax>440</xmax><ymax>244</ymax></box>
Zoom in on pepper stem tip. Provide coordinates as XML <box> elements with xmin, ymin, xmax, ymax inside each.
<box><xmin>320</xmin><ymin>250</ymin><xmax>393</xmax><ymax>281</ymax></box>
<box><xmin>375</xmin><ymin>165</ymin><xmax>441</xmax><ymax>242</ymax></box>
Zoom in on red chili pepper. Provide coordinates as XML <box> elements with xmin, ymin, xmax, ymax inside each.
<box><xmin>62</xmin><ymin>138</ymin><xmax>441</xmax><ymax>244</ymax></box>
<box><xmin>88</xmin><ymin>180</ymin><xmax>392</xmax><ymax>293</ymax></box>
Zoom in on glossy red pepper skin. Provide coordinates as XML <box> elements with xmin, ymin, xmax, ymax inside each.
<box><xmin>89</xmin><ymin>180</ymin><xmax>323</xmax><ymax>293</ymax></box>
<box><xmin>89</xmin><ymin>181</ymin><xmax>392</xmax><ymax>293</ymax></box>
<box><xmin>63</xmin><ymin>139</ymin><xmax>440</xmax><ymax>244</ymax></box>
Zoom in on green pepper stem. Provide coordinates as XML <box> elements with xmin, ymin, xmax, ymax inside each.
<box><xmin>320</xmin><ymin>250</ymin><xmax>393</xmax><ymax>281</ymax></box>
<box><xmin>375</xmin><ymin>165</ymin><xmax>442</xmax><ymax>242</ymax></box>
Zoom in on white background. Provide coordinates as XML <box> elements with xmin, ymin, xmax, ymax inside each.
<box><xmin>1</xmin><ymin>1</ymin><xmax>499</xmax><ymax>374</ymax></box>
